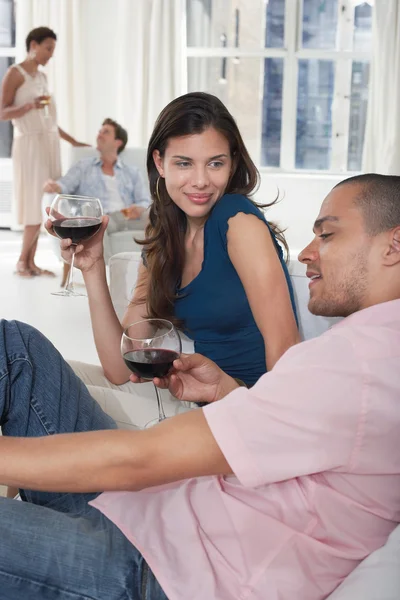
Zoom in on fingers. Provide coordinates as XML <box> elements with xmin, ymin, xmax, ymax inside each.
<box><xmin>129</xmin><ymin>374</ymin><xmax>147</xmax><ymax>384</ymax></box>
<box><xmin>93</xmin><ymin>215</ymin><xmax>109</xmax><ymax>240</ymax></box>
<box><xmin>167</xmin><ymin>374</ymin><xmax>183</xmax><ymax>398</ymax></box>
<box><xmin>44</xmin><ymin>218</ymin><xmax>55</xmax><ymax>236</ymax></box>
<box><xmin>88</xmin><ymin>215</ymin><xmax>108</xmax><ymax>245</ymax></box>
<box><xmin>152</xmin><ymin>376</ymin><xmax>170</xmax><ymax>389</ymax></box>
<box><xmin>59</xmin><ymin>238</ymin><xmax>83</xmax><ymax>255</ymax></box>
<box><xmin>60</xmin><ymin>238</ymin><xmax>73</xmax><ymax>251</ymax></box>
<box><xmin>44</xmin><ymin>219</ymin><xmax>83</xmax><ymax>254</ymax></box>
<box><xmin>154</xmin><ymin>373</ymin><xmax>183</xmax><ymax>398</ymax></box>
<box><xmin>173</xmin><ymin>353</ymin><xmax>206</xmax><ymax>372</ymax></box>
<box><xmin>101</xmin><ymin>214</ymin><xmax>109</xmax><ymax>231</ymax></box>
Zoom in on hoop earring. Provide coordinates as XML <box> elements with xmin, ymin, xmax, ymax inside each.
<box><xmin>156</xmin><ymin>176</ymin><xmax>161</xmax><ymax>201</ymax></box>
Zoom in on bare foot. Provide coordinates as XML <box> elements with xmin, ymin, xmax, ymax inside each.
<box><xmin>15</xmin><ymin>261</ymin><xmax>34</xmax><ymax>278</ymax></box>
<box><xmin>29</xmin><ymin>264</ymin><xmax>56</xmax><ymax>277</ymax></box>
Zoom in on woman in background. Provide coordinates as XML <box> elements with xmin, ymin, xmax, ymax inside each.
<box><xmin>0</xmin><ymin>26</ymin><xmax>88</xmax><ymax>277</ymax></box>
<box><xmin>49</xmin><ymin>92</ymin><xmax>299</xmax><ymax>425</ymax></box>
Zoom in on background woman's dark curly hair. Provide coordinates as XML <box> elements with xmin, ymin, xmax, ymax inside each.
<box><xmin>136</xmin><ymin>91</ymin><xmax>288</xmax><ymax>326</ymax></box>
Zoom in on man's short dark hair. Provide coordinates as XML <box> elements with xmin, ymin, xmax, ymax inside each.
<box><xmin>26</xmin><ymin>27</ymin><xmax>57</xmax><ymax>52</ymax></box>
<box><xmin>335</xmin><ymin>173</ymin><xmax>400</xmax><ymax>235</ymax></box>
<box><xmin>102</xmin><ymin>118</ymin><xmax>128</xmax><ymax>154</ymax></box>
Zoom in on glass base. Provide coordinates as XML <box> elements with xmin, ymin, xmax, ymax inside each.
<box><xmin>144</xmin><ymin>416</ymin><xmax>167</xmax><ymax>429</ymax></box>
<box><xmin>51</xmin><ymin>289</ymin><xmax>86</xmax><ymax>297</ymax></box>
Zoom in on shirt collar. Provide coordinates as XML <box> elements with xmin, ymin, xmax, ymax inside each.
<box><xmin>333</xmin><ymin>298</ymin><xmax>400</xmax><ymax>330</ymax></box>
<box><xmin>94</xmin><ymin>156</ymin><xmax>123</xmax><ymax>169</ymax></box>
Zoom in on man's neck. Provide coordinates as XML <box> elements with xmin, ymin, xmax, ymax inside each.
<box><xmin>100</xmin><ymin>152</ymin><xmax>119</xmax><ymax>175</ymax></box>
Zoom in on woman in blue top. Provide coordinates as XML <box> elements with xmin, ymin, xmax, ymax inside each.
<box><xmin>131</xmin><ymin>92</ymin><xmax>299</xmax><ymax>387</ymax></box>
<box><xmin>51</xmin><ymin>92</ymin><xmax>299</xmax><ymax>418</ymax></box>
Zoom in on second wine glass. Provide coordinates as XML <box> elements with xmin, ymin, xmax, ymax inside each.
<box><xmin>121</xmin><ymin>319</ymin><xmax>182</xmax><ymax>427</ymax></box>
<box><xmin>49</xmin><ymin>194</ymin><xmax>103</xmax><ymax>297</ymax></box>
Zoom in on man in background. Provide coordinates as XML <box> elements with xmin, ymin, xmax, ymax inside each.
<box><xmin>44</xmin><ymin>118</ymin><xmax>150</xmax><ymax>284</ymax></box>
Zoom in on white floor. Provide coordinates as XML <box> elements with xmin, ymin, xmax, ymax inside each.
<box><xmin>0</xmin><ymin>229</ymin><xmax>100</xmax><ymax>365</ymax></box>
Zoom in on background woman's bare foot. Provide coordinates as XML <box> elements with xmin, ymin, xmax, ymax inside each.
<box><xmin>29</xmin><ymin>264</ymin><xmax>56</xmax><ymax>277</ymax></box>
<box><xmin>15</xmin><ymin>261</ymin><xmax>34</xmax><ymax>278</ymax></box>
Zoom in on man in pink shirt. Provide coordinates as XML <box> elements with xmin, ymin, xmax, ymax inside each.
<box><xmin>0</xmin><ymin>173</ymin><xmax>399</xmax><ymax>600</ymax></box>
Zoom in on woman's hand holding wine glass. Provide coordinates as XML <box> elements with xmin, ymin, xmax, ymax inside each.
<box><xmin>48</xmin><ymin>214</ymin><xmax>109</xmax><ymax>273</ymax></box>
<box><xmin>46</xmin><ymin>210</ymin><xmax>108</xmax><ymax>274</ymax></box>
<box><xmin>45</xmin><ymin>194</ymin><xmax>105</xmax><ymax>296</ymax></box>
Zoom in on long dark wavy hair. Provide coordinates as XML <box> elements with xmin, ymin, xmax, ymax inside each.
<box><xmin>136</xmin><ymin>92</ymin><xmax>288</xmax><ymax>326</ymax></box>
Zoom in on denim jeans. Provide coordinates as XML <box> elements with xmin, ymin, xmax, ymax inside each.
<box><xmin>0</xmin><ymin>320</ymin><xmax>168</xmax><ymax>600</ymax></box>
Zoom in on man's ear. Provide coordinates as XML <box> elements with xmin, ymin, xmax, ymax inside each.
<box><xmin>152</xmin><ymin>149</ymin><xmax>164</xmax><ymax>177</ymax></box>
<box><xmin>384</xmin><ymin>226</ymin><xmax>400</xmax><ymax>265</ymax></box>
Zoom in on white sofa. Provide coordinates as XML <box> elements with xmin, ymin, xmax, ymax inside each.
<box><xmin>108</xmin><ymin>251</ymin><xmax>400</xmax><ymax>600</ymax></box>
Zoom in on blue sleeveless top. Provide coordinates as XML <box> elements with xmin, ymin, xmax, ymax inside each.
<box><xmin>174</xmin><ymin>194</ymin><xmax>297</xmax><ymax>387</ymax></box>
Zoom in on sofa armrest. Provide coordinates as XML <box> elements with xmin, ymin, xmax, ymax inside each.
<box><xmin>326</xmin><ymin>524</ymin><xmax>400</xmax><ymax>599</ymax></box>
<box><xmin>109</xmin><ymin>252</ymin><xmax>142</xmax><ymax>321</ymax></box>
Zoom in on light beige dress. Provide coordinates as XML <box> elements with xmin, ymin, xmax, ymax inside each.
<box><xmin>11</xmin><ymin>65</ymin><xmax>61</xmax><ymax>225</ymax></box>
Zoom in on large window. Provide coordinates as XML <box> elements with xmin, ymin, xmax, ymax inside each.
<box><xmin>186</xmin><ymin>0</ymin><xmax>373</xmax><ymax>172</ymax></box>
<box><xmin>0</xmin><ymin>0</ymin><xmax>16</xmax><ymax>159</ymax></box>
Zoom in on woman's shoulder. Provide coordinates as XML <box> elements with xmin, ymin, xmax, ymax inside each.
<box><xmin>214</xmin><ymin>194</ymin><xmax>262</xmax><ymax>216</ymax></box>
<box><xmin>211</xmin><ymin>193</ymin><xmax>264</xmax><ymax>220</ymax></box>
<box><xmin>5</xmin><ymin>64</ymin><xmax>24</xmax><ymax>82</ymax></box>
<box><xmin>207</xmin><ymin>193</ymin><xmax>271</xmax><ymax>251</ymax></box>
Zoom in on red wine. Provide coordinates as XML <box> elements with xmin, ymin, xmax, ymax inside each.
<box><xmin>123</xmin><ymin>348</ymin><xmax>179</xmax><ymax>379</ymax></box>
<box><xmin>52</xmin><ymin>217</ymin><xmax>102</xmax><ymax>244</ymax></box>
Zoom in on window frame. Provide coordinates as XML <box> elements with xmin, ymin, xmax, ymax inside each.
<box><xmin>184</xmin><ymin>0</ymin><xmax>372</xmax><ymax>175</ymax></box>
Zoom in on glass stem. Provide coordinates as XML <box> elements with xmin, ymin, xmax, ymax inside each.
<box><xmin>65</xmin><ymin>246</ymin><xmax>76</xmax><ymax>293</ymax></box>
<box><xmin>153</xmin><ymin>384</ymin><xmax>166</xmax><ymax>422</ymax></box>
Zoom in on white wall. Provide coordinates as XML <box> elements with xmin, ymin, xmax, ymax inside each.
<box><xmin>257</xmin><ymin>172</ymin><xmax>346</xmax><ymax>253</ymax></box>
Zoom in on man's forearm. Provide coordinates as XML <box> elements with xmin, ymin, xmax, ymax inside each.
<box><xmin>0</xmin><ymin>410</ymin><xmax>233</xmax><ymax>492</ymax></box>
<box><xmin>0</xmin><ymin>430</ymin><xmax>148</xmax><ymax>493</ymax></box>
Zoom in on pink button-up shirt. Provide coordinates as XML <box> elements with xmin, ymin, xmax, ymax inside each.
<box><xmin>91</xmin><ymin>300</ymin><xmax>400</xmax><ymax>600</ymax></box>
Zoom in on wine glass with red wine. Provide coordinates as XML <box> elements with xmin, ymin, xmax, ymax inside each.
<box><xmin>121</xmin><ymin>319</ymin><xmax>182</xmax><ymax>426</ymax></box>
<box><xmin>49</xmin><ymin>194</ymin><xmax>103</xmax><ymax>297</ymax></box>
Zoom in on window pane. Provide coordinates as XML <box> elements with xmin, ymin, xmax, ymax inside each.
<box><xmin>0</xmin><ymin>0</ymin><xmax>15</xmax><ymax>47</ymax></box>
<box><xmin>187</xmin><ymin>57</ymin><xmax>263</xmax><ymax>161</ymax></box>
<box><xmin>353</xmin><ymin>2</ymin><xmax>373</xmax><ymax>51</ymax></box>
<box><xmin>0</xmin><ymin>56</ymin><xmax>13</xmax><ymax>158</ymax></box>
<box><xmin>261</xmin><ymin>58</ymin><xmax>283</xmax><ymax>167</ymax></box>
<box><xmin>302</xmin><ymin>0</ymin><xmax>338</xmax><ymax>49</ymax></box>
<box><xmin>265</xmin><ymin>0</ymin><xmax>285</xmax><ymax>48</ymax></box>
<box><xmin>347</xmin><ymin>61</ymin><xmax>369</xmax><ymax>171</ymax></box>
<box><xmin>186</xmin><ymin>0</ymin><xmax>283</xmax><ymax>49</ymax></box>
<box><xmin>296</xmin><ymin>59</ymin><xmax>334</xmax><ymax>170</ymax></box>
